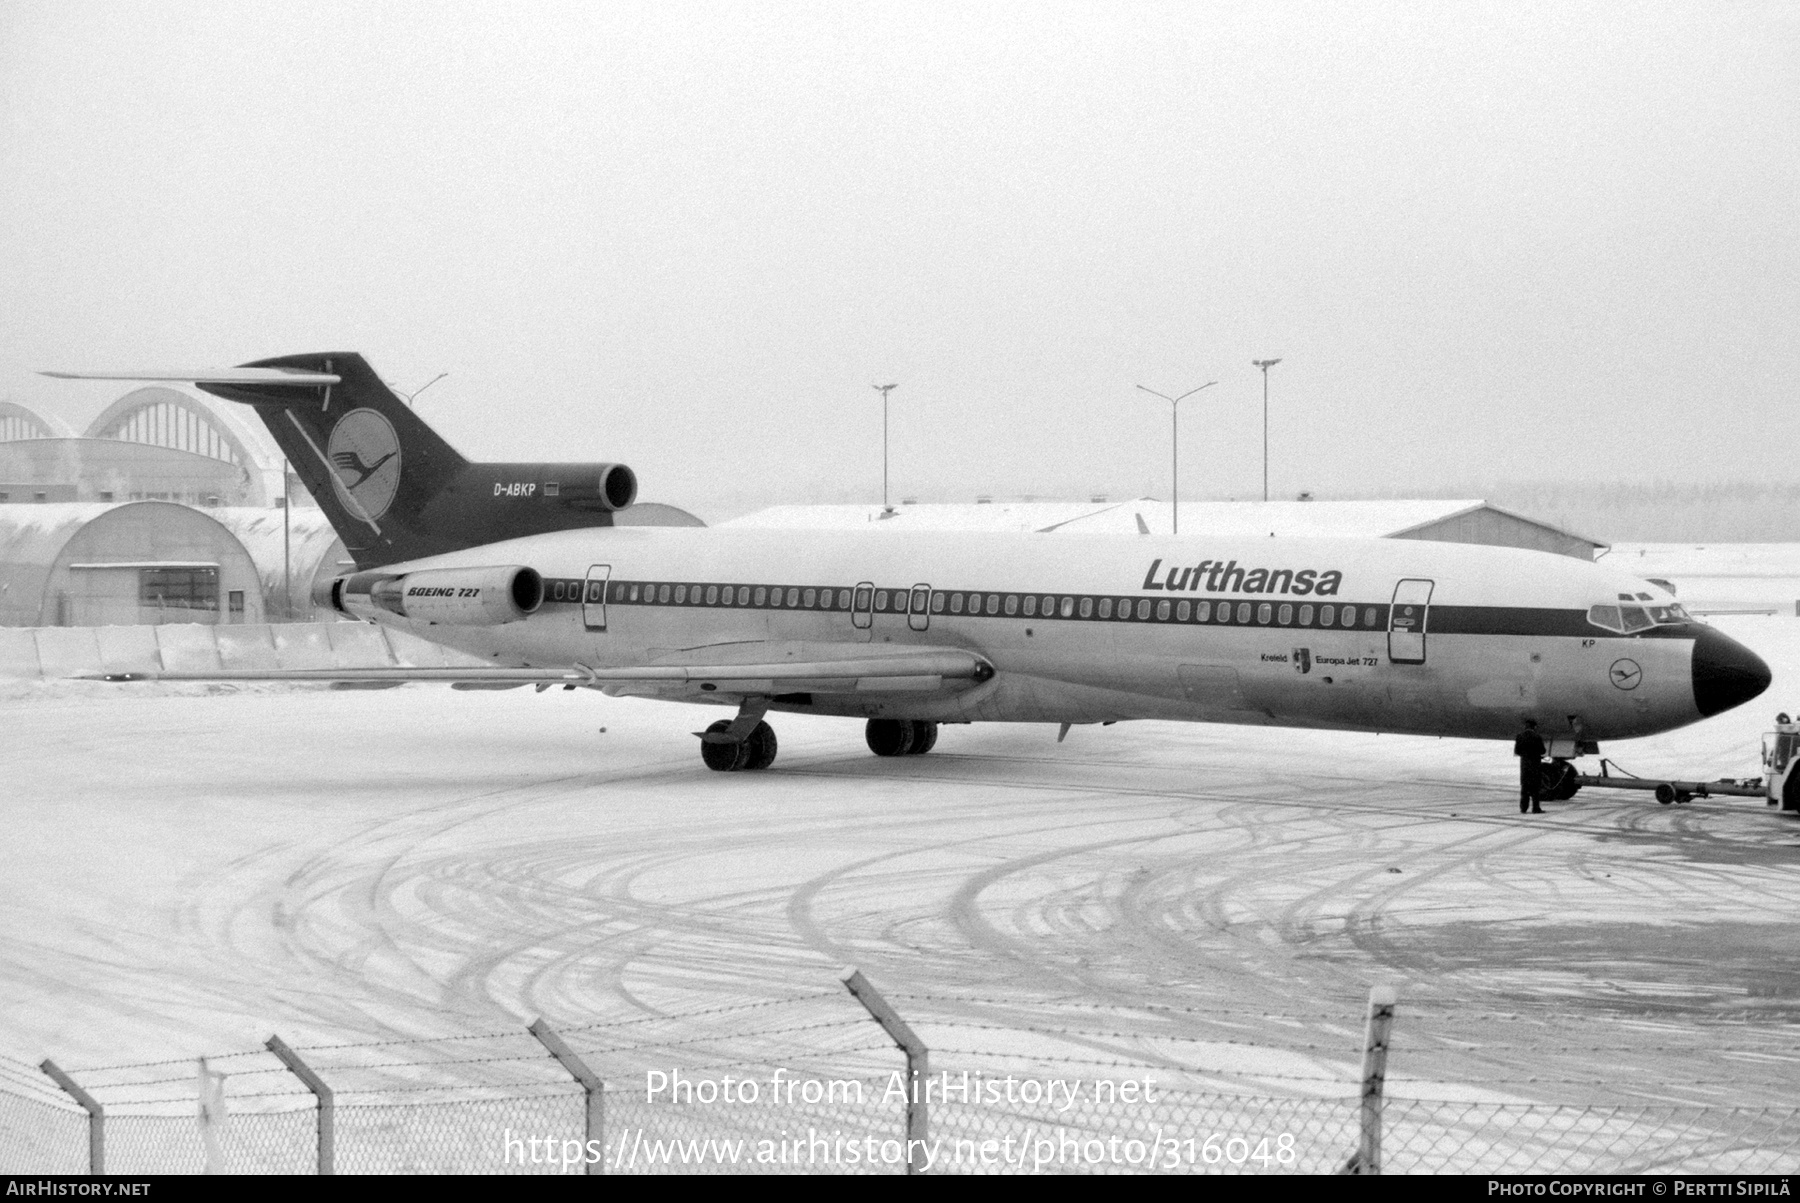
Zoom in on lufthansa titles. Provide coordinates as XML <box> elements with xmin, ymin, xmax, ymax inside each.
<box><xmin>1141</xmin><ymin>557</ymin><xmax>1344</xmax><ymax>597</ymax></box>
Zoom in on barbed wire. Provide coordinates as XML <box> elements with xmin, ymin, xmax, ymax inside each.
<box><xmin>56</xmin><ymin>994</ymin><xmax>853</xmax><ymax>1076</ymax></box>
<box><xmin>885</xmin><ymin>993</ymin><xmax>1800</xmax><ymax>1035</ymax></box>
<box><xmin>570</xmin><ymin>1017</ymin><xmax>877</xmax><ymax>1055</ymax></box>
<box><xmin>559</xmin><ymin>992</ymin><xmax>849</xmax><ymax>1033</ymax></box>
<box><xmin>64</xmin><ymin>1045</ymin><xmax>297</xmax><ymax>1074</ymax></box>
<box><xmin>566</xmin><ymin>1043</ymin><xmax>901</xmax><ymax>1081</ymax></box>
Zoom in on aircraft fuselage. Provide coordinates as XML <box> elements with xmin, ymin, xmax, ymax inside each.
<box><xmin>348</xmin><ymin>526</ymin><xmax>1769</xmax><ymax>743</ymax></box>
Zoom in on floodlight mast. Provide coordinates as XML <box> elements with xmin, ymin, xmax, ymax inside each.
<box><xmin>1134</xmin><ymin>381</ymin><xmax>1216</xmax><ymax>535</ymax></box>
<box><xmin>872</xmin><ymin>383</ymin><xmax>898</xmax><ymax>513</ymax></box>
<box><xmin>1252</xmin><ymin>359</ymin><xmax>1282</xmax><ymax>502</ymax></box>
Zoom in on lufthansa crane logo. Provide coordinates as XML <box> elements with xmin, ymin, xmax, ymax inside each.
<box><xmin>1609</xmin><ymin>658</ymin><xmax>1643</xmax><ymax>691</ymax></box>
<box><xmin>325</xmin><ymin>409</ymin><xmax>401</xmax><ymax>521</ymax></box>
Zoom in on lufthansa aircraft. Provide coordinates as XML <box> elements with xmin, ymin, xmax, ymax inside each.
<box><xmin>46</xmin><ymin>354</ymin><xmax>1772</xmax><ymax>775</ymax></box>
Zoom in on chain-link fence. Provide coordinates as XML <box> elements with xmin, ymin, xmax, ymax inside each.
<box><xmin>5</xmin><ymin>978</ymin><xmax>1799</xmax><ymax>1175</ymax></box>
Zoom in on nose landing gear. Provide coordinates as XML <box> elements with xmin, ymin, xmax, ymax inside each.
<box><xmin>1538</xmin><ymin>759</ymin><xmax>1582</xmax><ymax>801</ymax></box>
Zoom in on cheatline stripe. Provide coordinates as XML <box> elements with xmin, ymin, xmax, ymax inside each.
<box><xmin>523</xmin><ymin>578</ymin><xmax>1698</xmax><ymax>642</ymax></box>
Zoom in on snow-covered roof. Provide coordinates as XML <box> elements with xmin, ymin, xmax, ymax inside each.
<box><xmin>208</xmin><ymin>507</ymin><xmax>350</xmax><ymax>597</ymax></box>
<box><xmin>724</xmin><ymin>499</ymin><xmax>1582</xmax><ymax>536</ymax></box>
<box><xmin>722</xmin><ymin>501</ymin><xmax>1138</xmax><ymax>533</ymax></box>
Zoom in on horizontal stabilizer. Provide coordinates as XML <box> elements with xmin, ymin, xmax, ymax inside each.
<box><xmin>40</xmin><ymin>367</ymin><xmax>340</xmax><ymax>386</ymax></box>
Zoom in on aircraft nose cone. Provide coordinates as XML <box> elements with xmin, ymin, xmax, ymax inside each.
<box><xmin>1692</xmin><ymin>625</ymin><xmax>1772</xmax><ymax>717</ymax></box>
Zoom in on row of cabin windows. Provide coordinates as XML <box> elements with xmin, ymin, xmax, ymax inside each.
<box><xmin>564</xmin><ymin>578</ymin><xmax>1386</xmax><ymax>630</ymax></box>
<box><xmin>938</xmin><ymin>592</ymin><xmax>1380</xmax><ymax>629</ymax></box>
<box><xmin>617</xmin><ymin>582</ymin><xmax>855</xmax><ymax>609</ymax></box>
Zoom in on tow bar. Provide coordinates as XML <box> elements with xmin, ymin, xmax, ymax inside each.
<box><xmin>1548</xmin><ymin>723</ymin><xmax>1800</xmax><ymax>809</ymax></box>
<box><xmin>1571</xmin><ymin>761</ymin><xmax>1768</xmax><ymax>806</ymax></box>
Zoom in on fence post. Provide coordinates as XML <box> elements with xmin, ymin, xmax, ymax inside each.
<box><xmin>1342</xmin><ymin>985</ymin><xmax>1398</xmax><ymax>1175</ymax></box>
<box><xmin>266</xmin><ymin>1036</ymin><xmax>333</xmax><ymax>1175</ymax></box>
<box><xmin>840</xmin><ymin>966</ymin><xmax>930</xmax><ymax>1175</ymax></box>
<box><xmin>529</xmin><ymin>1019</ymin><xmax>604</xmax><ymax>1176</ymax></box>
<box><xmin>39</xmin><ymin>1060</ymin><xmax>102</xmax><ymax>1175</ymax></box>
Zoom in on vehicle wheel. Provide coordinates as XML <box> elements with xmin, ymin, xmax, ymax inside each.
<box><xmin>744</xmin><ymin>721</ymin><xmax>778</xmax><ymax>770</ymax></box>
<box><xmin>908</xmin><ymin>721</ymin><xmax>938</xmax><ymax>755</ymax></box>
<box><xmin>701</xmin><ymin>720</ymin><xmax>750</xmax><ymax>772</ymax></box>
<box><xmin>865</xmin><ymin>718</ymin><xmax>916</xmax><ymax>757</ymax></box>
<box><xmin>1655</xmin><ymin>783</ymin><xmax>1675</xmax><ymax>805</ymax></box>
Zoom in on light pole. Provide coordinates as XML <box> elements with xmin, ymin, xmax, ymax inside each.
<box><xmin>281</xmin><ymin>457</ymin><xmax>290</xmax><ymax>621</ymax></box>
<box><xmin>1252</xmin><ymin>358</ymin><xmax>1281</xmax><ymax>502</ymax></box>
<box><xmin>1134</xmin><ymin>381</ymin><xmax>1216</xmax><ymax>535</ymax></box>
<box><xmin>872</xmin><ymin>383</ymin><xmax>898</xmax><ymax>513</ymax></box>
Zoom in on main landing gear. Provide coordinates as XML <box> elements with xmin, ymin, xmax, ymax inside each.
<box><xmin>697</xmin><ymin>698</ymin><xmax>777</xmax><ymax>772</ymax></box>
<box><xmin>696</xmin><ymin>708</ymin><xmax>942</xmax><ymax>771</ymax></box>
<box><xmin>700</xmin><ymin>718</ymin><xmax>778</xmax><ymax>772</ymax></box>
<box><xmin>866</xmin><ymin>719</ymin><xmax>938</xmax><ymax>757</ymax></box>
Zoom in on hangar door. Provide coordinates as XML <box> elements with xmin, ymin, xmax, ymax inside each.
<box><xmin>1388</xmin><ymin>578</ymin><xmax>1434</xmax><ymax>665</ymax></box>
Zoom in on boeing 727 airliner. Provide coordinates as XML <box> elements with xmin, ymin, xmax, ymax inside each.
<box><xmin>45</xmin><ymin>353</ymin><xmax>1771</xmax><ymax>775</ymax></box>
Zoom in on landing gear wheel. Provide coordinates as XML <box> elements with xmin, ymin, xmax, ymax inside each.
<box><xmin>743</xmin><ymin>721</ymin><xmax>778</xmax><ymax>770</ymax></box>
<box><xmin>907</xmin><ymin>721</ymin><xmax>938</xmax><ymax>755</ymax></box>
<box><xmin>1539</xmin><ymin>759</ymin><xmax>1581</xmax><ymax>801</ymax></box>
<box><xmin>1655</xmin><ymin>783</ymin><xmax>1675</xmax><ymax>805</ymax></box>
<box><xmin>700</xmin><ymin>720</ymin><xmax>751</xmax><ymax>772</ymax></box>
<box><xmin>865</xmin><ymin>718</ymin><xmax>916</xmax><ymax>757</ymax></box>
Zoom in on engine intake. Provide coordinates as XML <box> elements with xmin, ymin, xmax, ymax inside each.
<box><xmin>586</xmin><ymin>463</ymin><xmax>638</xmax><ymax>512</ymax></box>
<box><xmin>322</xmin><ymin>565</ymin><xmax>544</xmax><ymax>626</ymax></box>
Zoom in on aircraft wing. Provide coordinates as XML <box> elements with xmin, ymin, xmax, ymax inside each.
<box><xmin>88</xmin><ymin>648</ymin><xmax>994</xmax><ymax>694</ymax></box>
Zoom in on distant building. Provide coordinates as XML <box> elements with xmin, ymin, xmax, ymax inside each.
<box><xmin>0</xmin><ymin>388</ymin><xmax>299</xmax><ymax>508</ymax></box>
<box><xmin>724</xmin><ymin>498</ymin><xmax>1606</xmax><ymax>559</ymax></box>
<box><xmin>0</xmin><ymin>502</ymin><xmax>267</xmax><ymax>627</ymax></box>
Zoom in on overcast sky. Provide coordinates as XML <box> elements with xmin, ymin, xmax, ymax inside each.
<box><xmin>2</xmin><ymin>1</ymin><xmax>1793</xmax><ymax>519</ymax></box>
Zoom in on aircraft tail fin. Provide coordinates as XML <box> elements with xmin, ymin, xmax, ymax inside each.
<box><xmin>189</xmin><ymin>353</ymin><xmax>468</xmax><ymax>566</ymax></box>
<box><xmin>46</xmin><ymin>354</ymin><xmax>465</xmax><ymax>565</ymax></box>
<box><xmin>44</xmin><ymin>353</ymin><xmax>638</xmax><ymax>569</ymax></box>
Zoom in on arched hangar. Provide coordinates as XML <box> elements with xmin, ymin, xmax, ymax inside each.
<box><xmin>0</xmin><ymin>502</ymin><xmax>266</xmax><ymax>627</ymax></box>
<box><xmin>1</xmin><ymin>387</ymin><xmax>292</xmax><ymax>508</ymax></box>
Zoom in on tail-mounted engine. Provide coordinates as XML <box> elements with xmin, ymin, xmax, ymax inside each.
<box><xmin>320</xmin><ymin>565</ymin><xmax>544</xmax><ymax>626</ymax></box>
<box><xmin>560</xmin><ymin>463</ymin><xmax>638</xmax><ymax>512</ymax></box>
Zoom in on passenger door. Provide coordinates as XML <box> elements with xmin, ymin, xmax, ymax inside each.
<box><xmin>849</xmin><ymin>580</ymin><xmax>875</xmax><ymax>642</ymax></box>
<box><xmin>907</xmin><ymin>583</ymin><xmax>932</xmax><ymax>632</ymax></box>
<box><xmin>1387</xmin><ymin>578</ymin><xmax>1433</xmax><ymax>664</ymax></box>
<box><xmin>583</xmin><ymin>564</ymin><xmax>611</xmax><ymax>631</ymax></box>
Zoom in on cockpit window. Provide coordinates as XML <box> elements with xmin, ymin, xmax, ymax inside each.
<box><xmin>1588</xmin><ymin>600</ymin><xmax>1691</xmax><ymax>633</ymax></box>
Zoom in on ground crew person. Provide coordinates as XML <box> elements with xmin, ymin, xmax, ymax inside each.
<box><xmin>1514</xmin><ymin>719</ymin><xmax>1546</xmax><ymax>814</ymax></box>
